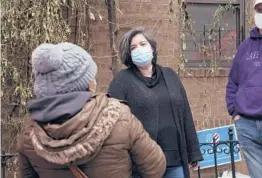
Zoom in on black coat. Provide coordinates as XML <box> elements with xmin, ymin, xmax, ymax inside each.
<box><xmin>108</xmin><ymin>66</ymin><xmax>203</xmax><ymax>178</ymax></box>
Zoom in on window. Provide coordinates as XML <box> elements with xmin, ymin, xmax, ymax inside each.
<box><xmin>182</xmin><ymin>0</ymin><xmax>245</xmax><ymax>68</ymax></box>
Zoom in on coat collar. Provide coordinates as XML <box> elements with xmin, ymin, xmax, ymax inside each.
<box><xmin>30</xmin><ymin>94</ymin><xmax>121</xmax><ymax>165</ymax></box>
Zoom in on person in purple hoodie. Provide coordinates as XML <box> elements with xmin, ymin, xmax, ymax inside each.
<box><xmin>226</xmin><ymin>1</ymin><xmax>262</xmax><ymax>177</ymax></box>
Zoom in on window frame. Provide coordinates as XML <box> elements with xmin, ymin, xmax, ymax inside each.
<box><xmin>181</xmin><ymin>0</ymin><xmax>246</xmax><ymax>69</ymax></box>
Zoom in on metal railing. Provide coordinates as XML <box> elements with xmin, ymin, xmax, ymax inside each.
<box><xmin>1</xmin><ymin>151</ymin><xmax>17</xmax><ymax>178</ymax></box>
<box><xmin>197</xmin><ymin>127</ymin><xmax>240</xmax><ymax>178</ymax></box>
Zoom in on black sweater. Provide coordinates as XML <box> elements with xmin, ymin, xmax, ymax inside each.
<box><xmin>132</xmin><ymin>66</ymin><xmax>181</xmax><ymax>166</ymax></box>
<box><xmin>108</xmin><ymin>65</ymin><xmax>203</xmax><ymax>178</ymax></box>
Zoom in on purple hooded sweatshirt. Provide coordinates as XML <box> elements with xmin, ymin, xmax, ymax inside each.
<box><xmin>226</xmin><ymin>27</ymin><xmax>262</xmax><ymax>119</ymax></box>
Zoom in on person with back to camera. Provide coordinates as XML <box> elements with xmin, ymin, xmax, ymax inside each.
<box><xmin>17</xmin><ymin>42</ymin><xmax>166</xmax><ymax>178</ymax></box>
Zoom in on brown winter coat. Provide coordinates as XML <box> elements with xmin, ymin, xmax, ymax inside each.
<box><xmin>18</xmin><ymin>94</ymin><xmax>166</xmax><ymax>178</ymax></box>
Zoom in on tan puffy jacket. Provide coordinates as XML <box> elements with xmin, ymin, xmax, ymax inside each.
<box><xmin>18</xmin><ymin>94</ymin><xmax>166</xmax><ymax>178</ymax></box>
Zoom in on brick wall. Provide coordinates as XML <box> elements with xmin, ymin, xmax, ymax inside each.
<box><xmin>66</xmin><ymin>0</ymin><xmax>252</xmax><ymax>177</ymax></box>
<box><xmin>83</xmin><ymin>0</ymin><xmax>181</xmax><ymax>93</ymax></box>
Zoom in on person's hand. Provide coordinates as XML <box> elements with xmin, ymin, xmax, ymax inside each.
<box><xmin>234</xmin><ymin>115</ymin><xmax>241</xmax><ymax>121</ymax></box>
<box><xmin>189</xmin><ymin>161</ymin><xmax>199</xmax><ymax>170</ymax></box>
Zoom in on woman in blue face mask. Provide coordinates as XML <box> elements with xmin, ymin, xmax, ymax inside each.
<box><xmin>108</xmin><ymin>27</ymin><xmax>203</xmax><ymax>178</ymax></box>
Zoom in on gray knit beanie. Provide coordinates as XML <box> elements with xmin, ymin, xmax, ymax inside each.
<box><xmin>31</xmin><ymin>42</ymin><xmax>97</xmax><ymax>98</ymax></box>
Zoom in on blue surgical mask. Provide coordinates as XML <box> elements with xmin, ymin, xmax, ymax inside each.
<box><xmin>131</xmin><ymin>47</ymin><xmax>153</xmax><ymax>67</ymax></box>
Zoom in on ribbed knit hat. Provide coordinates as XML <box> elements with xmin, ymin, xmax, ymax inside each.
<box><xmin>31</xmin><ymin>42</ymin><xmax>97</xmax><ymax>98</ymax></box>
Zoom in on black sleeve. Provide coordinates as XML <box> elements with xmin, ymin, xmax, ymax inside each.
<box><xmin>180</xmin><ymin>85</ymin><xmax>203</xmax><ymax>163</ymax></box>
<box><xmin>108</xmin><ymin>77</ymin><xmax>127</xmax><ymax>101</ymax></box>
<box><xmin>18</xmin><ymin>152</ymin><xmax>39</xmax><ymax>178</ymax></box>
<box><xmin>172</xmin><ymin>70</ymin><xmax>203</xmax><ymax>163</ymax></box>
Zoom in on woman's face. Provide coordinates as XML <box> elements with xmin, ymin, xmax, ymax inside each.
<box><xmin>130</xmin><ymin>34</ymin><xmax>153</xmax><ymax>53</ymax></box>
<box><xmin>255</xmin><ymin>3</ymin><xmax>262</xmax><ymax>13</ymax></box>
<box><xmin>255</xmin><ymin>3</ymin><xmax>262</xmax><ymax>30</ymax></box>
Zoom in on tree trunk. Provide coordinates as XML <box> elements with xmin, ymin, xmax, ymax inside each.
<box><xmin>106</xmin><ymin>0</ymin><xmax>120</xmax><ymax>78</ymax></box>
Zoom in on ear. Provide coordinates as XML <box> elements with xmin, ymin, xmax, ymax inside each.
<box><xmin>89</xmin><ymin>79</ymin><xmax>97</xmax><ymax>93</ymax></box>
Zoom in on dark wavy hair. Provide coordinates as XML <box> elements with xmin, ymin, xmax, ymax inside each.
<box><xmin>119</xmin><ymin>27</ymin><xmax>158</xmax><ymax>67</ymax></box>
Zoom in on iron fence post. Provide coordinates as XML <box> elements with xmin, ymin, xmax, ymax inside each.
<box><xmin>229</xmin><ymin>127</ymin><xmax>236</xmax><ymax>178</ymax></box>
<box><xmin>197</xmin><ymin>166</ymin><xmax>201</xmax><ymax>178</ymax></box>
<box><xmin>213</xmin><ymin>137</ymin><xmax>218</xmax><ymax>178</ymax></box>
<box><xmin>1</xmin><ymin>151</ymin><xmax>6</xmax><ymax>178</ymax></box>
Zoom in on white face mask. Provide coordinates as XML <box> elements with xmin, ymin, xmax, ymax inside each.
<box><xmin>255</xmin><ymin>12</ymin><xmax>262</xmax><ymax>29</ymax></box>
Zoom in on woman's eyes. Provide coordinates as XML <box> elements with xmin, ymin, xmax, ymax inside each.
<box><xmin>140</xmin><ymin>42</ymin><xmax>147</xmax><ymax>46</ymax></box>
<box><xmin>130</xmin><ymin>42</ymin><xmax>148</xmax><ymax>51</ymax></box>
